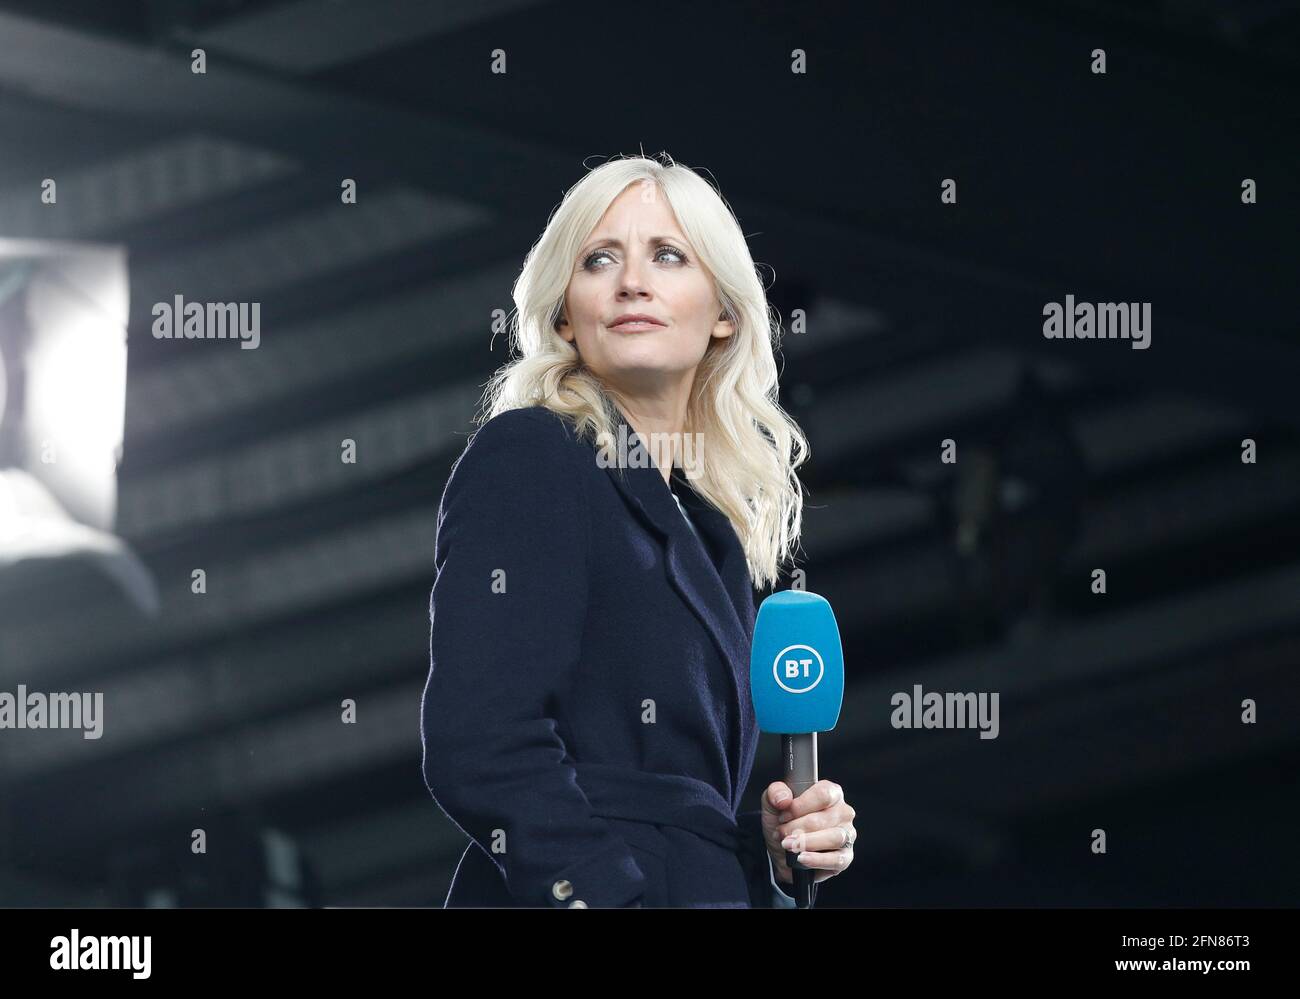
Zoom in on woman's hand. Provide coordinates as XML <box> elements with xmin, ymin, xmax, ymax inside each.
<box><xmin>761</xmin><ymin>779</ymin><xmax>857</xmax><ymax>885</ymax></box>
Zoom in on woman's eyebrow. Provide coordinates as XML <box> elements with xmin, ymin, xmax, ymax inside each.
<box><xmin>579</xmin><ymin>235</ymin><xmax>689</xmax><ymax>254</ymax></box>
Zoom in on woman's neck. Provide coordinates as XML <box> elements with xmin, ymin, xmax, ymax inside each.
<box><xmin>613</xmin><ymin>399</ymin><xmax>688</xmax><ymax>487</ymax></box>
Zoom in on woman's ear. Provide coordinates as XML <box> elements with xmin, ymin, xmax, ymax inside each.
<box><xmin>712</xmin><ymin>309</ymin><xmax>736</xmax><ymax>340</ymax></box>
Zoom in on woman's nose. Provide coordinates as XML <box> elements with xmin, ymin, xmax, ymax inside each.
<box><xmin>617</xmin><ymin>260</ymin><xmax>651</xmax><ymax>298</ymax></box>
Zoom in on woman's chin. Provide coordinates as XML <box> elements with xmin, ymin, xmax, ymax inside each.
<box><xmin>607</xmin><ymin>365</ymin><xmax>692</xmax><ymax>391</ymax></box>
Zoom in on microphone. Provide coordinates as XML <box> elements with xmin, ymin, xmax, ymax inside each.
<box><xmin>749</xmin><ymin>590</ymin><xmax>845</xmax><ymax>908</ymax></box>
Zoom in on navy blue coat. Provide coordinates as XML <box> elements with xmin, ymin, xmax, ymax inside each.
<box><xmin>421</xmin><ymin>404</ymin><xmax>804</xmax><ymax>907</ymax></box>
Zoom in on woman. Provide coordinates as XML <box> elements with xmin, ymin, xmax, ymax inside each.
<box><xmin>420</xmin><ymin>153</ymin><xmax>857</xmax><ymax>907</ymax></box>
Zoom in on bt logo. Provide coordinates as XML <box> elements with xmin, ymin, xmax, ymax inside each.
<box><xmin>772</xmin><ymin>644</ymin><xmax>825</xmax><ymax>694</ymax></box>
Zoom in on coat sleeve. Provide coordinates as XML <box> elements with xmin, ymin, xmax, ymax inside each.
<box><xmin>420</xmin><ymin>409</ymin><xmax>646</xmax><ymax>908</ymax></box>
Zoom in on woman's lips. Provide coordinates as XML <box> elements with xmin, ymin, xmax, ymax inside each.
<box><xmin>608</xmin><ymin>320</ymin><xmax>665</xmax><ymax>332</ymax></box>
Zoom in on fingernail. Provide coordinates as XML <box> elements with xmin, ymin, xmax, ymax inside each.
<box><xmin>781</xmin><ymin>836</ymin><xmax>796</xmax><ymax>850</ymax></box>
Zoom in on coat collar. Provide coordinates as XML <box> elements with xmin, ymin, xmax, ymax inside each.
<box><xmin>592</xmin><ymin>409</ymin><xmax>758</xmax><ymax>809</ymax></box>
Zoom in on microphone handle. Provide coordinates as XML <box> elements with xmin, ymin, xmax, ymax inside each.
<box><xmin>781</xmin><ymin>732</ymin><xmax>818</xmax><ymax>908</ymax></box>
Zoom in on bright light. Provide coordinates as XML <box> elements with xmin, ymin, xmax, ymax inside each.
<box><xmin>27</xmin><ymin>308</ymin><xmax>126</xmax><ymax>479</ymax></box>
<box><xmin>0</xmin><ymin>240</ymin><xmax>154</xmax><ymax>614</ymax></box>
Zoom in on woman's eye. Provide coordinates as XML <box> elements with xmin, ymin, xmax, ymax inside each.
<box><xmin>582</xmin><ymin>245</ymin><xmax>687</xmax><ymax>270</ymax></box>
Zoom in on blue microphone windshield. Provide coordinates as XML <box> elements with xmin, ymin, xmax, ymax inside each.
<box><xmin>750</xmin><ymin>590</ymin><xmax>845</xmax><ymax>734</ymax></box>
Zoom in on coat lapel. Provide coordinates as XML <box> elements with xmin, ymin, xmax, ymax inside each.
<box><xmin>593</xmin><ymin>411</ymin><xmax>757</xmax><ymax>808</ymax></box>
<box><xmin>669</xmin><ymin>465</ymin><xmax>757</xmax><ymax>638</ymax></box>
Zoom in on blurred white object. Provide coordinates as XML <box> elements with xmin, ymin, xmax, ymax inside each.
<box><xmin>0</xmin><ymin>239</ymin><xmax>157</xmax><ymax>615</ymax></box>
<box><xmin>0</xmin><ymin>467</ymin><xmax>158</xmax><ymax>615</ymax></box>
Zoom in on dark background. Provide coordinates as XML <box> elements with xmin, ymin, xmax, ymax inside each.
<box><xmin>0</xmin><ymin>0</ymin><xmax>1296</xmax><ymax>906</ymax></box>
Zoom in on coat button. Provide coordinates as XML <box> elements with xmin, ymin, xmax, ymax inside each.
<box><xmin>551</xmin><ymin>879</ymin><xmax>573</xmax><ymax>901</ymax></box>
<box><xmin>568</xmin><ymin>899</ymin><xmax>587</xmax><ymax>908</ymax></box>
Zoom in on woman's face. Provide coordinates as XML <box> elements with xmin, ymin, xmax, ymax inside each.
<box><xmin>557</xmin><ymin>182</ymin><xmax>734</xmax><ymax>397</ymax></box>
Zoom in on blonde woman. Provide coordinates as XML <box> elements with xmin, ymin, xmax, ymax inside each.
<box><xmin>420</xmin><ymin>153</ymin><xmax>857</xmax><ymax>907</ymax></box>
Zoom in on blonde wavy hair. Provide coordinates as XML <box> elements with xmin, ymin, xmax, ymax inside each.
<box><xmin>477</xmin><ymin>152</ymin><xmax>809</xmax><ymax>591</ymax></box>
